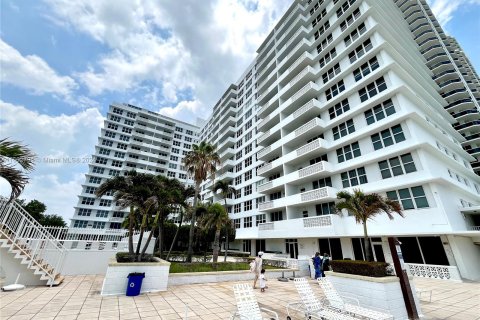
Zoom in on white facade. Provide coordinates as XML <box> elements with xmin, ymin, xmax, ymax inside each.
<box><xmin>198</xmin><ymin>0</ymin><xmax>480</xmax><ymax>280</ymax></box>
<box><xmin>71</xmin><ymin>103</ymin><xmax>200</xmax><ymax>229</ymax></box>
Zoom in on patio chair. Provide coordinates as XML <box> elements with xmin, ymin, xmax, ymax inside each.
<box><xmin>231</xmin><ymin>283</ymin><xmax>279</xmax><ymax>320</ymax></box>
<box><xmin>286</xmin><ymin>278</ymin><xmax>357</xmax><ymax>320</ymax></box>
<box><xmin>317</xmin><ymin>278</ymin><xmax>394</xmax><ymax>320</ymax></box>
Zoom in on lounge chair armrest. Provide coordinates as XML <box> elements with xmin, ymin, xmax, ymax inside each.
<box><xmin>341</xmin><ymin>295</ymin><xmax>360</xmax><ymax>306</ymax></box>
<box><xmin>259</xmin><ymin>307</ymin><xmax>279</xmax><ymax>319</ymax></box>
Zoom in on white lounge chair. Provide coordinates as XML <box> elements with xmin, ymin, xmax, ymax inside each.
<box><xmin>231</xmin><ymin>283</ymin><xmax>279</xmax><ymax>320</ymax></box>
<box><xmin>286</xmin><ymin>278</ymin><xmax>357</xmax><ymax>320</ymax></box>
<box><xmin>317</xmin><ymin>278</ymin><xmax>394</xmax><ymax>320</ymax></box>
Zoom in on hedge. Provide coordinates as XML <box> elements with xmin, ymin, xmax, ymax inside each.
<box><xmin>116</xmin><ymin>252</ymin><xmax>154</xmax><ymax>263</ymax></box>
<box><xmin>330</xmin><ymin>260</ymin><xmax>388</xmax><ymax>277</ymax></box>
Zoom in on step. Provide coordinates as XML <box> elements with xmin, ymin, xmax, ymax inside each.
<box><xmin>46</xmin><ymin>275</ymin><xmax>65</xmax><ymax>287</ymax></box>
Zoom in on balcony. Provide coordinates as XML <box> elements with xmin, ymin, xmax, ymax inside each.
<box><xmin>219</xmin><ymin>147</ymin><xmax>235</xmax><ymax>161</ymax></box>
<box><xmin>257</xmin><ymin>178</ymin><xmax>283</xmax><ymax>194</ymax></box>
<box><xmin>216</xmin><ymin>171</ymin><xmax>235</xmax><ymax>182</ymax></box>
<box><xmin>258</xmin><ymin>187</ymin><xmax>336</xmax><ymax>212</ymax></box>
<box><xmin>257</xmin><ymin>158</ymin><xmax>283</xmax><ymax>177</ymax></box>
<box><xmin>256</xmin><ymin>214</ymin><xmax>341</xmax><ymax>238</ymax></box>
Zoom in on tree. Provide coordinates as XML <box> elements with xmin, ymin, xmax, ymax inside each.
<box><xmin>213</xmin><ymin>180</ymin><xmax>236</xmax><ymax>262</ymax></box>
<box><xmin>335</xmin><ymin>189</ymin><xmax>403</xmax><ymax>261</ymax></box>
<box><xmin>183</xmin><ymin>141</ymin><xmax>220</xmax><ymax>262</ymax></box>
<box><xmin>96</xmin><ymin>170</ymin><xmax>157</xmax><ymax>261</ymax></box>
<box><xmin>41</xmin><ymin>214</ymin><xmax>67</xmax><ymax>227</ymax></box>
<box><xmin>22</xmin><ymin>199</ymin><xmax>47</xmax><ymax>222</ymax></box>
<box><xmin>0</xmin><ymin>138</ymin><xmax>36</xmax><ymax>200</ymax></box>
<box><xmin>200</xmin><ymin>203</ymin><xmax>230</xmax><ymax>263</ymax></box>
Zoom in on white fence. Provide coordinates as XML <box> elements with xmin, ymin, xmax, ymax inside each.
<box><xmin>405</xmin><ymin>263</ymin><xmax>462</xmax><ymax>281</ymax></box>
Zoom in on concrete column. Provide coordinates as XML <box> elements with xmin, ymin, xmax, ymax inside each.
<box><xmin>446</xmin><ymin>235</ymin><xmax>480</xmax><ymax>281</ymax></box>
<box><xmin>340</xmin><ymin>237</ymin><xmax>354</xmax><ymax>259</ymax></box>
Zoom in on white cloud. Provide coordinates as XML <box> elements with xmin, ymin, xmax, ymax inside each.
<box><xmin>0</xmin><ymin>38</ymin><xmax>77</xmax><ymax>97</ymax></box>
<box><xmin>0</xmin><ymin>100</ymin><xmax>104</xmax><ymax>221</ymax></box>
<box><xmin>44</xmin><ymin>0</ymin><xmax>292</xmax><ymax>121</ymax></box>
<box><xmin>158</xmin><ymin>99</ymin><xmax>205</xmax><ymax>124</ymax></box>
<box><xmin>427</xmin><ymin>0</ymin><xmax>480</xmax><ymax>27</ymax></box>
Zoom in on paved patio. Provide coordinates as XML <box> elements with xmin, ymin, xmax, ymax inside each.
<box><xmin>0</xmin><ymin>275</ymin><xmax>478</xmax><ymax>320</ymax></box>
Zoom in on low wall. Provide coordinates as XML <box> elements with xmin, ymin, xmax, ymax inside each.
<box><xmin>325</xmin><ymin>271</ymin><xmax>422</xmax><ymax>320</ymax></box>
<box><xmin>101</xmin><ymin>257</ymin><xmax>170</xmax><ymax>296</ymax></box>
<box><xmin>168</xmin><ymin>268</ymin><xmax>303</xmax><ymax>286</ymax></box>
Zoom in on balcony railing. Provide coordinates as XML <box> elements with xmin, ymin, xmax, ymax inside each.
<box><xmin>300</xmin><ymin>187</ymin><xmax>329</xmax><ymax>202</ymax></box>
<box><xmin>303</xmin><ymin>215</ymin><xmax>332</xmax><ymax>228</ymax></box>
<box><xmin>257</xmin><ymin>163</ymin><xmax>273</xmax><ymax>176</ymax></box>
<box><xmin>298</xmin><ymin>162</ymin><xmax>325</xmax><ymax>178</ymax></box>
<box><xmin>258</xmin><ymin>222</ymin><xmax>274</xmax><ymax>231</ymax></box>
<box><xmin>405</xmin><ymin>263</ymin><xmax>461</xmax><ymax>281</ymax></box>
<box><xmin>259</xmin><ymin>201</ymin><xmax>274</xmax><ymax>211</ymax></box>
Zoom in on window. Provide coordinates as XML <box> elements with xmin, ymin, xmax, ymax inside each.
<box><xmin>107</xmin><ymin>123</ymin><xmax>118</xmax><ymax>130</ymax></box>
<box><xmin>245</xmin><ymin>156</ymin><xmax>252</xmax><ymax>167</ymax></box>
<box><xmin>236</xmin><ymin>140</ymin><xmax>243</xmax><ymax>148</ymax></box>
<box><xmin>235</xmin><ymin>189</ymin><xmax>242</xmax><ymax>199</ymax></box>
<box><xmin>233</xmin><ymin>219</ymin><xmax>241</xmax><ymax>229</ymax></box>
<box><xmin>371</xmin><ymin>124</ymin><xmax>405</xmax><ymax>150</ymax></box>
<box><xmin>85</xmin><ymin>186</ymin><xmax>96</xmax><ymax>194</ymax></box>
<box><xmin>336</xmin><ymin>142</ymin><xmax>361</xmax><ymax>163</ymax></box>
<box><xmin>81</xmin><ymin>197</ymin><xmax>95</xmax><ymax>205</ymax></box>
<box><xmin>169</xmin><ymin>163</ymin><xmax>177</xmax><ymax>169</ymax></box>
<box><xmin>186</xmin><ymin>129</ymin><xmax>193</xmax><ymax>135</ymax></box>
<box><xmin>310</xmin><ymin>154</ymin><xmax>328</xmax><ymax>165</ymax></box>
<box><xmin>119</xmin><ymin>135</ymin><xmax>130</xmax><ymax>141</ymax></box>
<box><xmin>359</xmin><ymin>77</ymin><xmax>387</xmax><ymax>103</ymax></box>
<box><xmin>96</xmin><ymin>210</ymin><xmax>109</xmax><ymax>218</ymax></box>
<box><xmin>105</xmin><ymin>131</ymin><xmax>116</xmax><ymax>138</ymax></box>
<box><xmin>110</xmin><ymin>115</ymin><xmax>121</xmax><ymax>122</ymax></box>
<box><xmin>313</xmin><ymin>177</ymin><xmax>332</xmax><ymax>189</ymax></box>
<box><xmin>185</xmin><ymin>136</ymin><xmax>192</xmax><ymax>142</ymax></box>
<box><xmin>184</xmin><ymin>143</ymin><xmax>191</xmax><ymax>149</ymax></box>
<box><xmin>122</xmin><ymin>127</ymin><xmax>132</xmax><ymax>134</ymax></box>
<box><xmin>329</xmin><ymin>99</ymin><xmax>350</xmax><ymax>119</ymax></box>
<box><xmin>311</xmin><ymin>8</ymin><xmax>327</xmax><ymax>27</ymax></box>
<box><xmin>237</xmin><ymin>128</ymin><xmax>243</xmax><ymax>138</ymax></box>
<box><xmin>245</xmin><ymin>144</ymin><xmax>253</xmax><ymax>154</ymax></box>
<box><xmin>117</xmin><ymin>143</ymin><xmax>127</xmax><ymax>150</ymax></box>
<box><xmin>126</xmin><ymin>112</ymin><xmax>136</xmax><ymax>118</ymax></box>
<box><xmin>236</xmin><ymin>163</ymin><xmax>243</xmax><ymax>172</ymax></box>
<box><xmin>340</xmin><ymin>6</ymin><xmax>361</xmax><ymax>31</ymax></box>
<box><xmin>99</xmin><ymin>148</ymin><xmax>110</xmax><ymax>156</ymax></box>
<box><xmin>89</xmin><ymin>176</ymin><xmax>102</xmax><ymax>184</ymax></box>
<box><xmin>256</xmin><ymin>214</ymin><xmax>266</xmax><ymax>226</ymax></box>
<box><xmin>124</xmin><ymin>119</ymin><xmax>134</xmax><ymax>126</ymax></box>
<box><xmin>92</xmin><ymin>221</ymin><xmax>106</xmax><ymax>229</ymax></box>
<box><xmin>235</xmin><ymin>176</ymin><xmax>242</xmax><ymax>185</ymax></box>
<box><xmin>243</xmin><ymin>217</ymin><xmax>252</xmax><ymax>228</ymax></box>
<box><xmin>379</xmin><ymin>153</ymin><xmax>416</xmax><ymax>179</ymax></box>
<box><xmin>341</xmin><ymin>167</ymin><xmax>368</xmax><ymax>187</ymax></box>
<box><xmin>167</xmin><ymin>171</ymin><xmax>176</xmax><ymax>177</ymax></box>
<box><xmin>99</xmin><ymin>199</ymin><xmax>112</xmax><ymax>207</ymax></box>
<box><xmin>319</xmin><ymin>48</ymin><xmax>337</xmax><ymax>68</ymax></box>
<box><xmin>256</xmin><ymin>196</ymin><xmax>265</xmax><ymax>208</ymax></box>
<box><xmin>343</xmin><ymin>21</ymin><xmax>365</xmax><ymax>47</ymax></box>
<box><xmin>179</xmin><ymin>173</ymin><xmax>187</xmax><ymax>179</ymax></box>
<box><xmin>172</xmin><ymin>148</ymin><xmax>180</xmax><ymax>154</ymax></box>
<box><xmin>112</xmin><ymin>108</ymin><xmax>123</xmax><ymax>115</ymax></box>
<box><xmin>111</xmin><ymin>160</ymin><xmax>122</xmax><ymax>167</ymax></box>
<box><xmin>109</xmin><ymin>169</ymin><xmax>120</xmax><ymax>176</ymax></box>
<box><xmin>174</xmin><ymin>133</ymin><xmax>182</xmax><ymax>139</ymax></box>
<box><xmin>316</xmin><ymin>202</ymin><xmax>335</xmax><ymax>215</ymax></box>
<box><xmin>113</xmin><ymin>211</ymin><xmax>124</xmax><ymax>218</ymax></box>
<box><xmin>245</xmin><ymin>170</ymin><xmax>252</xmax><ymax>181</ymax></box>
<box><xmin>244</xmin><ymin>200</ymin><xmax>252</xmax><ymax>211</ymax></box>
<box><xmin>110</xmin><ymin>223</ymin><xmax>122</xmax><ymax>229</ymax></box>
<box><xmin>173</xmin><ymin>141</ymin><xmax>181</xmax><ymax>147</ymax></box>
<box><xmin>78</xmin><ymin>208</ymin><xmax>92</xmax><ymax>216</ymax></box>
<box><xmin>386</xmin><ymin>186</ymin><xmax>429</xmax><ymax>210</ymax></box>
<box><xmin>114</xmin><ymin>151</ymin><xmax>125</xmax><ymax>158</ymax></box>
<box><xmin>245</xmin><ymin>185</ymin><xmax>252</xmax><ymax>195</ymax></box>
<box><xmin>353</xmin><ymin>57</ymin><xmax>380</xmax><ymax>82</ymax></box>
<box><xmin>73</xmin><ymin>220</ymin><xmax>88</xmax><ymax>228</ymax></box>
<box><xmin>332</xmin><ymin>119</ymin><xmax>355</xmax><ymax>140</ymax></box>
<box><xmin>236</xmin><ymin>150</ymin><xmax>243</xmax><ymax>160</ymax></box>
<box><xmin>175</xmin><ymin>127</ymin><xmax>183</xmax><ymax>133</ymax></box>
<box><xmin>314</xmin><ymin>20</ymin><xmax>330</xmax><ymax>40</ymax></box>
<box><xmin>316</xmin><ymin>33</ymin><xmax>333</xmax><ymax>54</ymax></box>
<box><xmin>245</xmin><ymin>131</ymin><xmax>252</xmax><ymax>141</ymax></box>
<box><xmin>364</xmin><ymin>99</ymin><xmax>396</xmax><ymax>125</ymax></box>
<box><xmin>348</xmin><ymin>39</ymin><xmax>373</xmax><ymax>63</ymax></box>
<box><xmin>170</xmin><ymin>155</ymin><xmax>178</xmax><ymax>161</ymax></box>
<box><xmin>270</xmin><ymin>192</ymin><xmax>282</xmax><ymax>200</ymax></box>
<box><xmin>101</xmin><ymin>140</ymin><xmax>113</xmax><ymax>147</ymax></box>
<box><xmin>95</xmin><ymin>157</ymin><xmax>108</xmax><ymax>165</ymax></box>
<box><xmin>322</xmin><ymin>63</ymin><xmax>341</xmax><ymax>84</ymax></box>
<box><xmin>234</xmin><ymin>203</ymin><xmax>241</xmax><ymax>214</ymax></box>
<box><xmin>336</xmin><ymin>0</ymin><xmax>357</xmax><ymax>18</ymax></box>
<box><xmin>245</xmin><ymin>119</ymin><xmax>252</xmax><ymax>130</ymax></box>
<box><xmin>92</xmin><ymin>167</ymin><xmax>105</xmax><ymax>174</ymax></box>
<box><xmin>271</xmin><ymin>211</ymin><xmax>283</xmax><ymax>221</ymax></box>
<box><xmin>325</xmin><ymin>80</ymin><xmax>345</xmax><ymax>101</ymax></box>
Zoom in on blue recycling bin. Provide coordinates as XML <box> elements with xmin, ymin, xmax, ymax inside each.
<box><xmin>126</xmin><ymin>272</ymin><xmax>145</xmax><ymax>296</ymax></box>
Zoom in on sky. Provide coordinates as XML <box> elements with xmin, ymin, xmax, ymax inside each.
<box><xmin>1</xmin><ymin>0</ymin><xmax>479</xmax><ymax>222</ymax></box>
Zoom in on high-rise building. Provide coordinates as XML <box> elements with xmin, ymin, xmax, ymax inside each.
<box><xmin>198</xmin><ymin>0</ymin><xmax>480</xmax><ymax>281</ymax></box>
<box><xmin>72</xmin><ymin>0</ymin><xmax>480</xmax><ymax>281</ymax></box>
<box><xmin>70</xmin><ymin>103</ymin><xmax>199</xmax><ymax>229</ymax></box>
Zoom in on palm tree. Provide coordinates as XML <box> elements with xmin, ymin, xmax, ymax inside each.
<box><xmin>183</xmin><ymin>141</ymin><xmax>220</xmax><ymax>262</ymax></box>
<box><xmin>213</xmin><ymin>180</ymin><xmax>236</xmax><ymax>262</ymax></box>
<box><xmin>96</xmin><ymin>171</ymin><xmax>156</xmax><ymax>260</ymax></box>
<box><xmin>200</xmin><ymin>203</ymin><xmax>230</xmax><ymax>263</ymax></box>
<box><xmin>335</xmin><ymin>189</ymin><xmax>403</xmax><ymax>261</ymax></box>
<box><xmin>0</xmin><ymin>138</ymin><xmax>36</xmax><ymax>200</ymax></box>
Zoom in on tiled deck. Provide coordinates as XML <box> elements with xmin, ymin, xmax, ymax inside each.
<box><xmin>0</xmin><ymin>275</ymin><xmax>478</xmax><ymax>319</ymax></box>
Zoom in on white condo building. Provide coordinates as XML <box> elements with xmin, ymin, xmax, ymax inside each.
<box><xmin>72</xmin><ymin>0</ymin><xmax>480</xmax><ymax>280</ymax></box>
<box><xmin>70</xmin><ymin>103</ymin><xmax>199</xmax><ymax>229</ymax></box>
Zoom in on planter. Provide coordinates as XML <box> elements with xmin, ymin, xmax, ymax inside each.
<box><xmin>324</xmin><ymin>271</ymin><xmax>422</xmax><ymax>320</ymax></box>
<box><xmin>101</xmin><ymin>257</ymin><xmax>171</xmax><ymax>296</ymax></box>
<box><xmin>168</xmin><ymin>268</ymin><xmax>304</xmax><ymax>286</ymax></box>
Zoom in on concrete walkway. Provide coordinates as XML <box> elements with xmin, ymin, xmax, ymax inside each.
<box><xmin>0</xmin><ymin>275</ymin><xmax>478</xmax><ymax>319</ymax></box>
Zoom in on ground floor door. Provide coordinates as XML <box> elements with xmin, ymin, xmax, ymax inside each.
<box><xmin>285</xmin><ymin>239</ymin><xmax>298</xmax><ymax>259</ymax></box>
<box><xmin>256</xmin><ymin>239</ymin><xmax>265</xmax><ymax>253</ymax></box>
<box><xmin>318</xmin><ymin>238</ymin><xmax>343</xmax><ymax>259</ymax></box>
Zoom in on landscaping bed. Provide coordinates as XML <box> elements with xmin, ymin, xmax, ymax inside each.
<box><xmin>169</xmin><ymin>262</ymin><xmax>278</xmax><ymax>273</ymax></box>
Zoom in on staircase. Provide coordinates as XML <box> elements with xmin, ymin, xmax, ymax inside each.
<box><xmin>0</xmin><ymin>197</ymin><xmax>66</xmax><ymax>286</ymax></box>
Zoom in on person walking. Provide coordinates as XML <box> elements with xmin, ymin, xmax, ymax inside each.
<box><xmin>312</xmin><ymin>252</ymin><xmax>323</xmax><ymax>279</ymax></box>
<box><xmin>259</xmin><ymin>269</ymin><xmax>267</xmax><ymax>292</ymax></box>
<box><xmin>253</xmin><ymin>251</ymin><xmax>263</xmax><ymax>289</ymax></box>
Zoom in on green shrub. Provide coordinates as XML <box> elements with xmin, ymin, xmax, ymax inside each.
<box><xmin>116</xmin><ymin>252</ymin><xmax>154</xmax><ymax>263</ymax></box>
<box><xmin>330</xmin><ymin>260</ymin><xmax>388</xmax><ymax>277</ymax></box>
<box><xmin>169</xmin><ymin>262</ymin><xmax>278</xmax><ymax>273</ymax></box>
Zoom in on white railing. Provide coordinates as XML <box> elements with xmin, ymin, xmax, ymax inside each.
<box><xmin>295</xmin><ymin>117</ymin><xmax>321</xmax><ymax>137</ymax></box>
<box><xmin>257</xmin><ymin>130</ymin><xmax>271</xmax><ymax>145</ymax></box>
<box><xmin>301</xmin><ymin>187</ymin><xmax>329</xmax><ymax>202</ymax></box>
<box><xmin>470</xmin><ymin>226</ymin><xmax>480</xmax><ymax>231</ymax></box>
<box><xmin>289</xmin><ymin>66</ymin><xmax>312</xmax><ymax>88</ymax></box>
<box><xmin>296</xmin><ymin>138</ymin><xmax>322</xmax><ymax>156</ymax></box>
<box><xmin>258</xmin><ymin>115</ymin><xmax>271</xmax><ymax>129</ymax></box>
<box><xmin>41</xmin><ymin>226</ymin><xmax>138</xmax><ymax>242</ymax></box>
<box><xmin>299</xmin><ymin>161</ymin><xmax>325</xmax><ymax>178</ymax></box>
<box><xmin>291</xmin><ymin>81</ymin><xmax>315</xmax><ymax>103</ymax></box>
<box><xmin>257</xmin><ymin>163</ymin><xmax>273</xmax><ymax>176</ymax></box>
<box><xmin>257</xmin><ymin>181</ymin><xmax>274</xmax><ymax>193</ymax></box>
<box><xmin>258</xmin><ymin>222</ymin><xmax>274</xmax><ymax>231</ymax></box>
<box><xmin>0</xmin><ymin>197</ymin><xmax>66</xmax><ymax>284</ymax></box>
<box><xmin>405</xmin><ymin>263</ymin><xmax>462</xmax><ymax>281</ymax></box>
<box><xmin>303</xmin><ymin>215</ymin><xmax>332</xmax><ymax>228</ymax></box>
<box><xmin>289</xmin><ymin>52</ymin><xmax>309</xmax><ymax>73</ymax></box>
<box><xmin>259</xmin><ymin>201</ymin><xmax>274</xmax><ymax>210</ymax></box>
<box><xmin>293</xmin><ymin>99</ymin><xmax>316</xmax><ymax>118</ymax></box>
<box><xmin>257</xmin><ymin>145</ymin><xmax>272</xmax><ymax>159</ymax></box>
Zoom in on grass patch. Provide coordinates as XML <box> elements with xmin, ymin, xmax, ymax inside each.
<box><xmin>169</xmin><ymin>262</ymin><xmax>278</xmax><ymax>273</ymax></box>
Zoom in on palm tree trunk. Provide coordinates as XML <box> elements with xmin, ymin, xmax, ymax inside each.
<box><xmin>135</xmin><ymin>214</ymin><xmax>147</xmax><ymax>261</ymax></box>
<box><xmin>128</xmin><ymin>206</ymin><xmax>135</xmax><ymax>258</ymax></box>
<box><xmin>166</xmin><ymin>210</ymin><xmax>183</xmax><ymax>261</ymax></box>
<box><xmin>362</xmin><ymin>220</ymin><xmax>372</xmax><ymax>261</ymax></box>
<box><xmin>158</xmin><ymin>216</ymin><xmax>165</xmax><ymax>258</ymax></box>
<box><xmin>212</xmin><ymin>228</ymin><xmax>221</xmax><ymax>263</ymax></box>
<box><xmin>186</xmin><ymin>183</ymin><xmax>200</xmax><ymax>263</ymax></box>
<box><xmin>223</xmin><ymin>198</ymin><xmax>228</xmax><ymax>262</ymax></box>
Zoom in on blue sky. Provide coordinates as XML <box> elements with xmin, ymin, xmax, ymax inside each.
<box><xmin>1</xmin><ymin>0</ymin><xmax>479</xmax><ymax>221</ymax></box>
